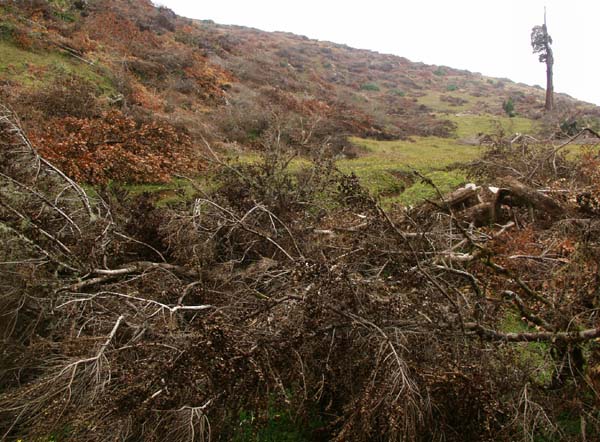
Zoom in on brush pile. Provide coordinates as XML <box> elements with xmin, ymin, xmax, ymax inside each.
<box><xmin>1</xmin><ymin>107</ymin><xmax>600</xmax><ymax>441</ymax></box>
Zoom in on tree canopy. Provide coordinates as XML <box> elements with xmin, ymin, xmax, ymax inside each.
<box><xmin>531</xmin><ymin>24</ymin><xmax>553</xmax><ymax>64</ymax></box>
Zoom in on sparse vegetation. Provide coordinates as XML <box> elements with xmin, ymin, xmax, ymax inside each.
<box><xmin>433</xmin><ymin>67</ymin><xmax>446</xmax><ymax>76</ymax></box>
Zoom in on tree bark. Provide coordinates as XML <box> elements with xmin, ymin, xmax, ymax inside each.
<box><xmin>543</xmin><ymin>11</ymin><xmax>554</xmax><ymax>112</ymax></box>
<box><xmin>499</xmin><ymin>176</ymin><xmax>563</xmax><ymax>218</ymax></box>
<box><xmin>545</xmin><ymin>54</ymin><xmax>554</xmax><ymax>111</ymax></box>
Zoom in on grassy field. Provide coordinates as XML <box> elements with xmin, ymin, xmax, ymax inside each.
<box><xmin>339</xmin><ymin>136</ymin><xmax>480</xmax><ymax>206</ymax></box>
<box><xmin>417</xmin><ymin>91</ymin><xmax>473</xmax><ymax>112</ymax></box>
<box><xmin>446</xmin><ymin>113</ymin><xmax>534</xmax><ymax>138</ymax></box>
<box><xmin>340</xmin><ymin>114</ymin><xmax>535</xmax><ymax>206</ymax></box>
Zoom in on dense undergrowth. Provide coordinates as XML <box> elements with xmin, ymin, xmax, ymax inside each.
<box><xmin>2</xmin><ymin>105</ymin><xmax>600</xmax><ymax>441</ymax></box>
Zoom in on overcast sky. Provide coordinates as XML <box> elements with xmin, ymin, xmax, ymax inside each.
<box><xmin>158</xmin><ymin>0</ymin><xmax>599</xmax><ymax>105</ymax></box>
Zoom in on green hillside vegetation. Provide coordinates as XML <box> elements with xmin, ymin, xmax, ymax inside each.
<box><xmin>0</xmin><ymin>41</ymin><xmax>113</xmax><ymax>91</ymax></box>
<box><xmin>336</xmin><ymin>114</ymin><xmax>533</xmax><ymax>205</ymax></box>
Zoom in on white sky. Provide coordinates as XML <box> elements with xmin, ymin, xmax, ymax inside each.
<box><xmin>158</xmin><ymin>0</ymin><xmax>600</xmax><ymax>105</ymax></box>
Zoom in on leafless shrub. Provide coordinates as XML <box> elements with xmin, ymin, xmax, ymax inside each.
<box><xmin>22</xmin><ymin>74</ymin><xmax>101</xmax><ymax>119</ymax></box>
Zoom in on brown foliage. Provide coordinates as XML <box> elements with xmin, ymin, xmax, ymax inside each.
<box><xmin>31</xmin><ymin>110</ymin><xmax>199</xmax><ymax>184</ymax></box>
<box><xmin>85</xmin><ymin>9</ymin><xmax>160</xmax><ymax>54</ymax></box>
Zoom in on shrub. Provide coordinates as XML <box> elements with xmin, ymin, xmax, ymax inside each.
<box><xmin>360</xmin><ymin>82</ymin><xmax>380</xmax><ymax>91</ymax></box>
<box><xmin>0</xmin><ymin>21</ymin><xmax>34</xmax><ymax>49</ymax></box>
<box><xmin>153</xmin><ymin>7</ymin><xmax>176</xmax><ymax>32</ymax></box>
<box><xmin>215</xmin><ymin>96</ymin><xmax>270</xmax><ymax>145</ymax></box>
<box><xmin>171</xmin><ymin>77</ymin><xmax>197</xmax><ymax>94</ymax></box>
<box><xmin>559</xmin><ymin>117</ymin><xmax>580</xmax><ymax>136</ymax></box>
<box><xmin>446</xmin><ymin>84</ymin><xmax>458</xmax><ymax>91</ymax></box>
<box><xmin>502</xmin><ymin>97</ymin><xmax>516</xmax><ymax>117</ymax></box>
<box><xmin>0</xmin><ymin>22</ymin><xmax>15</xmax><ymax>41</ymax></box>
<box><xmin>24</xmin><ymin>74</ymin><xmax>102</xmax><ymax>118</ymax></box>
<box><xmin>440</xmin><ymin>94</ymin><xmax>468</xmax><ymax>106</ymax></box>
<box><xmin>31</xmin><ymin>110</ymin><xmax>199</xmax><ymax>184</ymax></box>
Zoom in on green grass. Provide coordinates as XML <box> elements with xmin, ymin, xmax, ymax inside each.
<box><xmin>340</xmin><ymin>135</ymin><xmax>481</xmax><ymax>206</ymax></box>
<box><xmin>234</xmin><ymin>410</ymin><xmax>313</xmax><ymax>442</ymax></box>
<box><xmin>446</xmin><ymin>113</ymin><xmax>535</xmax><ymax>139</ymax></box>
<box><xmin>0</xmin><ymin>40</ymin><xmax>114</xmax><ymax>93</ymax></box>
<box><xmin>124</xmin><ymin>177</ymin><xmax>208</xmax><ymax>207</ymax></box>
<box><xmin>233</xmin><ymin>398</ymin><xmax>324</xmax><ymax>442</ymax></box>
<box><xmin>501</xmin><ymin>312</ymin><xmax>553</xmax><ymax>386</ymax></box>
<box><xmin>417</xmin><ymin>91</ymin><xmax>471</xmax><ymax>112</ymax></box>
<box><xmin>231</xmin><ymin>113</ymin><xmax>540</xmax><ymax>208</ymax></box>
<box><xmin>336</xmin><ymin>113</ymin><xmax>539</xmax><ymax>207</ymax></box>
<box><xmin>360</xmin><ymin>82</ymin><xmax>380</xmax><ymax>91</ymax></box>
<box><xmin>82</xmin><ymin>177</ymin><xmax>207</xmax><ymax>208</ymax></box>
<box><xmin>390</xmin><ymin>169</ymin><xmax>468</xmax><ymax>206</ymax></box>
<box><xmin>558</xmin><ymin>143</ymin><xmax>600</xmax><ymax>159</ymax></box>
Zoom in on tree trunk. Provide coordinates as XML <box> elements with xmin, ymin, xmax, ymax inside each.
<box><xmin>543</xmin><ymin>12</ymin><xmax>554</xmax><ymax>113</ymax></box>
<box><xmin>545</xmin><ymin>58</ymin><xmax>554</xmax><ymax>111</ymax></box>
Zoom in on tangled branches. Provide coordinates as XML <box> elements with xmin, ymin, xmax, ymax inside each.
<box><xmin>2</xmin><ymin>108</ymin><xmax>600</xmax><ymax>441</ymax></box>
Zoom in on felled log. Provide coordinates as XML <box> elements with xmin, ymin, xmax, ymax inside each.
<box><xmin>442</xmin><ymin>184</ymin><xmax>481</xmax><ymax>210</ymax></box>
<box><xmin>439</xmin><ymin>177</ymin><xmax>563</xmax><ymax>226</ymax></box>
<box><xmin>458</xmin><ymin>202</ymin><xmax>495</xmax><ymax>226</ymax></box>
<box><xmin>498</xmin><ymin>176</ymin><xmax>564</xmax><ymax>218</ymax></box>
<box><xmin>454</xmin><ymin>187</ymin><xmax>512</xmax><ymax>226</ymax></box>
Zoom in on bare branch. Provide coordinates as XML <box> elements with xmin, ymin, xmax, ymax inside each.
<box><xmin>466</xmin><ymin>322</ymin><xmax>600</xmax><ymax>343</ymax></box>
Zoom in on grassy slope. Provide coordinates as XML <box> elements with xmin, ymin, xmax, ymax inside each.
<box><xmin>340</xmin><ymin>114</ymin><xmax>535</xmax><ymax>206</ymax></box>
<box><xmin>0</xmin><ymin>40</ymin><xmax>114</xmax><ymax>92</ymax></box>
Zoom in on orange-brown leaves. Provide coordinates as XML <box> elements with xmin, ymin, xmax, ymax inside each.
<box><xmin>86</xmin><ymin>10</ymin><xmax>160</xmax><ymax>54</ymax></box>
<box><xmin>32</xmin><ymin>111</ymin><xmax>199</xmax><ymax>184</ymax></box>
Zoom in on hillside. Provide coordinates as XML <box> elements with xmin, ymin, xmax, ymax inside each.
<box><xmin>3</xmin><ymin>2</ymin><xmax>600</xmax><ymax>442</ymax></box>
<box><xmin>1</xmin><ymin>0</ymin><xmax>598</xmax><ymax>188</ymax></box>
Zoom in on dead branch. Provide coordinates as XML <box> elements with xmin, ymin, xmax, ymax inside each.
<box><xmin>58</xmin><ymin>291</ymin><xmax>214</xmax><ymax>315</ymax></box>
<box><xmin>466</xmin><ymin>322</ymin><xmax>600</xmax><ymax>343</ymax></box>
<box><xmin>0</xmin><ymin>107</ymin><xmax>94</xmax><ymax>219</ymax></box>
<box><xmin>502</xmin><ymin>290</ymin><xmax>554</xmax><ymax>331</ymax></box>
<box><xmin>527</xmin><ymin>127</ymin><xmax>600</xmax><ymax>180</ymax></box>
<box><xmin>498</xmin><ymin>176</ymin><xmax>564</xmax><ymax>218</ymax></box>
